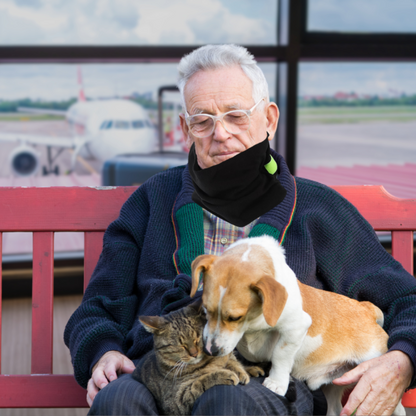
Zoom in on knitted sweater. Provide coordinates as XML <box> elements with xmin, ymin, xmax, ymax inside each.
<box><xmin>64</xmin><ymin>152</ymin><xmax>416</xmax><ymax>389</ymax></box>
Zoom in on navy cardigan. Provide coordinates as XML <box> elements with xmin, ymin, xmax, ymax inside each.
<box><xmin>64</xmin><ymin>151</ymin><xmax>416</xmax><ymax>389</ymax></box>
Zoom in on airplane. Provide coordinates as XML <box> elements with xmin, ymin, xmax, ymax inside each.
<box><xmin>0</xmin><ymin>68</ymin><xmax>158</xmax><ymax>176</ymax></box>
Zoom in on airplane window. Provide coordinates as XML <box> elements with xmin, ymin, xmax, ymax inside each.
<box><xmin>114</xmin><ymin>120</ymin><xmax>130</xmax><ymax>129</ymax></box>
<box><xmin>106</xmin><ymin>121</ymin><xmax>113</xmax><ymax>129</ymax></box>
<box><xmin>132</xmin><ymin>120</ymin><xmax>145</xmax><ymax>129</ymax></box>
<box><xmin>100</xmin><ymin>121</ymin><xmax>107</xmax><ymax>129</ymax></box>
<box><xmin>145</xmin><ymin>120</ymin><xmax>154</xmax><ymax>128</ymax></box>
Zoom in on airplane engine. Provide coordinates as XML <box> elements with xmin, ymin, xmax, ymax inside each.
<box><xmin>9</xmin><ymin>145</ymin><xmax>40</xmax><ymax>176</ymax></box>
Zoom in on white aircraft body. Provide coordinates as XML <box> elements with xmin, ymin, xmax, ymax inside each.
<box><xmin>0</xmin><ymin>71</ymin><xmax>158</xmax><ymax>176</ymax></box>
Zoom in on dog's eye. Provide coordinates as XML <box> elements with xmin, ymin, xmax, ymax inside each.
<box><xmin>228</xmin><ymin>316</ymin><xmax>242</xmax><ymax>322</ymax></box>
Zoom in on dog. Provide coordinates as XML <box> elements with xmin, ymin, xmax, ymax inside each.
<box><xmin>190</xmin><ymin>235</ymin><xmax>405</xmax><ymax>415</ymax></box>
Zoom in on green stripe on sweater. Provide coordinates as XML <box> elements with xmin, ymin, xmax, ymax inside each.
<box><xmin>175</xmin><ymin>203</ymin><xmax>205</xmax><ymax>275</ymax></box>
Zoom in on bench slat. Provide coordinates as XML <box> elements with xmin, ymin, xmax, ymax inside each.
<box><xmin>0</xmin><ymin>232</ymin><xmax>2</xmax><ymax>374</ymax></box>
<box><xmin>332</xmin><ymin>185</ymin><xmax>416</xmax><ymax>230</ymax></box>
<box><xmin>392</xmin><ymin>231</ymin><xmax>414</xmax><ymax>275</ymax></box>
<box><xmin>32</xmin><ymin>232</ymin><xmax>54</xmax><ymax>374</ymax></box>
<box><xmin>0</xmin><ymin>187</ymin><xmax>137</xmax><ymax>231</ymax></box>
<box><xmin>0</xmin><ymin>375</ymin><xmax>87</xmax><ymax>408</ymax></box>
<box><xmin>84</xmin><ymin>231</ymin><xmax>105</xmax><ymax>291</ymax></box>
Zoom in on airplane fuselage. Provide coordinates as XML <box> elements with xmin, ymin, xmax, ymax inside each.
<box><xmin>66</xmin><ymin>99</ymin><xmax>158</xmax><ymax>161</ymax></box>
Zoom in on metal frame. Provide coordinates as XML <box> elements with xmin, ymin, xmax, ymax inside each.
<box><xmin>1</xmin><ymin>0</ymin><xmax>415</xmax><ymax>173</ymax></box>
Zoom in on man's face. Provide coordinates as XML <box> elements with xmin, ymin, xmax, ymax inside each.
<box><xmin>180</xmin><ymin>65</ymin><xmax>279</xmax><ymax>169</ymax></box>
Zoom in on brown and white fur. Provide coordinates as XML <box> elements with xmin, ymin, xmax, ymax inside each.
<box><xmin>190</xmin><ymin>236</ymin><xmax>405</xmax><ymax>416</ymax></box>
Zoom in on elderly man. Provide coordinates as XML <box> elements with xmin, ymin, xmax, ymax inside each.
<box><xmin>65</xmin><ymin>44</ymin><xmax>416</xmax><ymax>415</ymax></box>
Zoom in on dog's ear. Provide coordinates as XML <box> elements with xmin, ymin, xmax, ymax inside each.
<box><xmin>190</xmin><ymin>254</ymin><xmax>216</xmax><ymax>298</ymax></box>
<box><xmin>250</xmin><ymin>276</ymin><xmax>288</xmax><ymax>327</ymax></box>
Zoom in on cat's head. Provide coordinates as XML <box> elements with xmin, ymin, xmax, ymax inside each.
<box><xmin>140</xmin><ymin>300</ymin><xmax>207</xmax><ymax>365</ymax></box>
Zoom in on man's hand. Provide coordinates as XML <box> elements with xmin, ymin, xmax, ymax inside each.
<box><xmin>86</xmin><ymin>350</ymin><xmax>135</xmax><ymax>407</ymax></box>
<box><xmin>333</xmin><ymin>350</ymin><xmax>413</xmax><ymax>416</ymax></box>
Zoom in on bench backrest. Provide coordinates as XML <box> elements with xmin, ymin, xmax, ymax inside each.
<box><xmin>0</xmin><ymin>185</ymin><xmax>414</xmax><ymax>408</ymax></box>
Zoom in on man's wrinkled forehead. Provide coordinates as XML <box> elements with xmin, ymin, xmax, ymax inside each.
<box><xmin>183</xmin><ymin>65</ymin><xmax>254</xmax><ymax>113</ymax></box>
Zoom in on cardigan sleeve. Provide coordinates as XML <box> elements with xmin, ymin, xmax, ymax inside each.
<box><xmin>301</xmin><ymin>181</ymin><xmax>416</xmax><ymax>388</ymax></box>
<box><xmin>64</xmin><ymin>186</ymin><xmax>149</xmax><ymax>388</ymax></box>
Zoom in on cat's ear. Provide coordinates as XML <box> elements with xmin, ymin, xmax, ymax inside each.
<box><xmin>190</xmin><ymin>254</ymin><xmax>217</xmax><ymax>298</ymax></box>
<box><xmin>188</xmin><ymin>298</ymin><xmax>203</xmax><ymax>313</ymax></box>
<box><xmin>139</xmin><ymin>315</ymin><xmax>168</xmax><ymax>334</ymax></box>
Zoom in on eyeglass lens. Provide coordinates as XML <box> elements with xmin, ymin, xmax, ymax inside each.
<box><xmin>189</xmin><ymin>111</ymin><xmax>250</xmax><ymax>137</ymax></box>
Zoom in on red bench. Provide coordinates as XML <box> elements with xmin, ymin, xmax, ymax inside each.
<box><xmin>0</xmin><ymin>185</ymin><xmax>414</xmax><ymax>408</ymax></box>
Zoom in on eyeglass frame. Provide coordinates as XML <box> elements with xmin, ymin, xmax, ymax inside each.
<box><xmin>184</xmin><ymin>98</ymin><xmax>265</xmax><ymax>138</ymax></box>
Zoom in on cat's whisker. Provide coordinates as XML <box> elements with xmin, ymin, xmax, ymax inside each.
<box><xmin>173</xmin><ymin>361</ymin><xmax>185</xmax><ymax>384</ymax></box>
<box><xmin>164</xmin><ymin>359</ymin><xmax>182</xmax><ymax>382</ymax></box>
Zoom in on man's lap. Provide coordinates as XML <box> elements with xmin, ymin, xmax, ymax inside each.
<box><xmin>88</xmin><ymin>373</ymin><xmax>317</xmax><ymax>415</ymax></box>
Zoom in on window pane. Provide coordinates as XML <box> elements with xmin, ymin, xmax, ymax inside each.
<box><xmin>0</xmin><ymin>0</ymin><xmax>277</xmax><ymax>45</ymax></box>
<box><xmin>297</xmin><ymin>63</ymin><xmax>416</xmax><ymax>199</ymax></box>
<box><xmin>0</xmin><ymin>62</ymin><xmax>277</xmax><ymax>186</ymax></box>
<box><xmin>307</xmin><ymin>0</ymin><xmax>416</xmax><ymax>33</ymax></box>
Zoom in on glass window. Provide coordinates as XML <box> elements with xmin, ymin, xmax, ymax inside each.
<box><xmin>296</xmin><ymin>63</ymin><xmax>416</xmax><ymax>199</ymax></box>
<box><xmin>0</xmin><ymin>0</ymin><xmax>278</xmax><ymax>45</ymax></box>
<box><xmin>0</xmin><ymin>62</ymin><xmax>277</xmax><ymax>186</ymax></box>
<box><xmin>307</xmin><ymin>0</ymin><xmax>416</xmax><ymax>33</ymax></box>
<box><xmin>114</xmin><ymin>120</ymin><xmax>130</xmax><ymax>129</ymax></box>
<box><xmin>132</xmin><ymin>120</ymin><xmax>145</xmax><ymax>129</ymax></box>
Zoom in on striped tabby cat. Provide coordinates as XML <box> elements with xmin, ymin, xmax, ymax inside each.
<box><xmin>133</xmin><ymin>300</ymin><xmax>262</xmax><ymax>415</ymax></box>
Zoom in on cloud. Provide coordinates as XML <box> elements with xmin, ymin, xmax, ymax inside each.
<box><xmin>0</xmin><ymin>0</ymin><xmax>275</xmax><ymax>45</ymax></box>
<box><xmin>308</xmin><ymin>0</ymin><xmax>416</xmax><ymax>33</ymax></box>
<box><xmin>134</xmin><ymin>0</ymin><xmax>272</xmax><ymax>45</ymax></box>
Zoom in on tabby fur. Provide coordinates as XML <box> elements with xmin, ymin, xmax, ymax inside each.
<box><xmin>133</xmin><ymin>300</ymin><xmax>263</xmax><ymax>415</ymax></box>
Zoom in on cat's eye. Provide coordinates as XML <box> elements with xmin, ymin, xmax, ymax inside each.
<box><xmin>228</xmin><ymin>316</ymin><xmax>243</xmax><ymax>322</ymax></box>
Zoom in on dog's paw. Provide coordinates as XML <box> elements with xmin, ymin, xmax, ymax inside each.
<box><xmin>262</xmin><ymin>376</ymin><xmax>288</xmax><ymax>396</ymax></box>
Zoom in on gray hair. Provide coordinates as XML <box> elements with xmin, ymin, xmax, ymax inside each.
<box><xmin>177</xmin><ymin>44</ymin><xmax>269</xmax><ymax>110</ymax></box>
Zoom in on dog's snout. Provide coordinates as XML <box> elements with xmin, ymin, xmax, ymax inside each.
<box><xmin>203</xmin><ymin>344</ymin><xmax>212</xmax><ymax>356</ymax></box>
<box><xmin>203</xmin><ymin>337</ymin><xmax>222</xmax><ymax>356</ymax></box>
<box><xmin>210</xmin><ymin>343</ymin><xmax>220</xmax><ymax>356</ymax></box>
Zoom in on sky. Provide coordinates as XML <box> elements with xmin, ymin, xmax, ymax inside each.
<box><xmin>0</xmin><ymin>1</ymin><xmax>415</xmax><ymax>101</ymax></box>
<box><xmin>0</xmin><ymin>0</ymin><xmax>277</xmax><ymax>45</ymax></box>
<box><xmin>308</xmin><ymin>0</ymin><xmax>416</xmax><ymax>33</ymax></box>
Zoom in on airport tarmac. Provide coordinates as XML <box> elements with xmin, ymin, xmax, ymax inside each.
<box><xmin>0</xmin><ymin>119</ymin><xmax>102</xmax><ymax>180</ymax></box>
<box><xmin>297</xmin><ymin>121</ymin><xmax>416</xmax><ymax>169</ymax></box>
<box><xmin>0</xmin><ymin>117</ymin><xmax>415</xmax><ymax>183</ymax></box>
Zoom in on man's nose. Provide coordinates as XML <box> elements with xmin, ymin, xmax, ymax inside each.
<box><xmin>212</xmin><ymin>119</ymin><xmax>231</xmax><ymax>141</ymax></box>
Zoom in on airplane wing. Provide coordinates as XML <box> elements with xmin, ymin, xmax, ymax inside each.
<box><xmin>0</xmin><ymin>132</ymin><xmax>75</xmax><ymax>148</ymax></box>
<box><xmin>17</xmin><ymin>106</ymin><xmax>67</xmax><ymax>117</ymax></box>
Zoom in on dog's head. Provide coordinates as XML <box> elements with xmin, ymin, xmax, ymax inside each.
<box><xmin>190</xmin><ymin>242</ymin><xmax>288</xmax><ymax>356</ymax></box>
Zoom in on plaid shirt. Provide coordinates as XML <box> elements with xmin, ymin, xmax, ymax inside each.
<box><xmin>203</xmin><ymin>209</ymin><xmax>258</xmax><ymax>256</ymax></box>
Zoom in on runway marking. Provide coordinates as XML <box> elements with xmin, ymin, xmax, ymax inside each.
<box><xmin>68</xmin><ymin>149</ymin><xmax>98</xmax><ymax>174</ymax></box>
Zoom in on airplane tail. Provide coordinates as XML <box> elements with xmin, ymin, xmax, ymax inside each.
<box><xmin>78</xmin><ymin>67</ymin><xmax>86</xmax><ymax>102</ymax></box>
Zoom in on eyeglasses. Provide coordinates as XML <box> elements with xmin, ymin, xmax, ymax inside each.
<box><xmin>185</xmin><ymin>98</ymin><xmax>265</xmax><ymax>138</ymax></box>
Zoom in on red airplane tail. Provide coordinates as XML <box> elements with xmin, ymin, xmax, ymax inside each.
<box><xmin>78</xmin><ymin>67</ymin><xmax>86</xmax><ymax>102</ymax></box>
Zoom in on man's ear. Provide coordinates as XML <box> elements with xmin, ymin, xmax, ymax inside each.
<box><xmin>179</xmin><ymin>114</ymin><xmax>194</xmax><ymax>150</ymax></box>
<box><xmin>250</xmin><ymin>276</ymin><xmax>288</xmax><ymax>327</ymax></box>
<box><xmin>265</xmin><ymin>102</ymin><xmax>279</xmax><ymax>142</ymax></box>
<box><xmin>190</xmin><ymin>254</ymin><xmax>217</xmax><ymax>298</ymax></box>
<box><xmin>139</xmin><ymin>315</ymin><xmax>168</xmax><ymax>334</ymax></box>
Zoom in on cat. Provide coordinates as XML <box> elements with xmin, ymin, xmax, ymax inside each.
<box><xmin>133</xmin><ymin>300</ymin><xmax>264</xmax><ymax>415</ymax></box>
